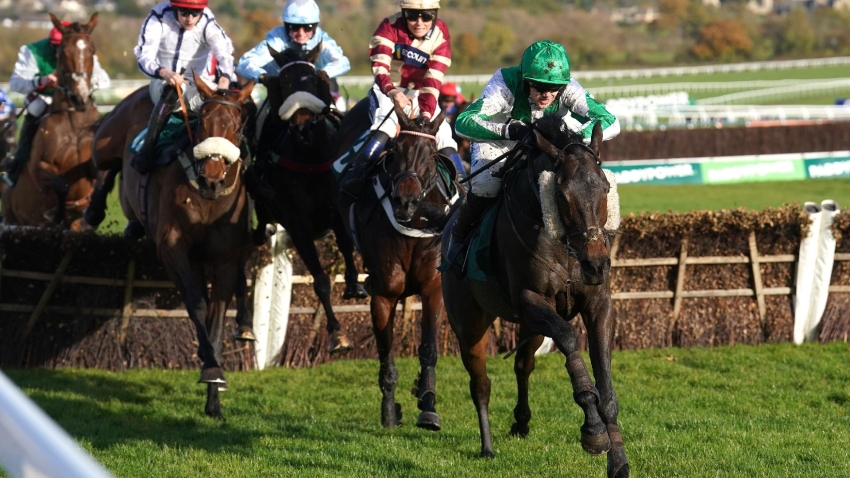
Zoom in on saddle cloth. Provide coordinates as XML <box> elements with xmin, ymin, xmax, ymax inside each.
<box><xmin>129</xmin><ymin>115</ymin><xmax>198</xmax><ymax>166</ymax></box>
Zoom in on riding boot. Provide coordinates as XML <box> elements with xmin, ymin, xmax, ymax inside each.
<box><xmin>445</xmin><ymin>192</ymin><xmax>498</xmax><ymax>272</ymax></box>
<box><xmin>130</xmin><ymin>86</ymin><xmax>179</xmax><ymax>174</ymax></box>
<box><xmin>1</xmin><ymin>113</ymin><xmax>40</xmax><ymax>187</ymax></box>
<box><xmin>439</xmin><ymin>147</ymin><xmax>467</xmax><ymax>180</ymax></box>
<box><xmin>340</xmin><ymin>131</ymin><xmax>390</xmax><ymax>200</ymax></box>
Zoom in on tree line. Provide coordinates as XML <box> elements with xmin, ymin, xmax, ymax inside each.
<box><xmin>0</xmin><ymin>1</ymin><xmax>848</xmax><ymax>81</ymax></box>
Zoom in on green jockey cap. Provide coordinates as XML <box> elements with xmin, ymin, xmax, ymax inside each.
<box><xmin>520</xmin><ymin>40</ymin><xmax>571</xmax><ymax>85</ymax></box>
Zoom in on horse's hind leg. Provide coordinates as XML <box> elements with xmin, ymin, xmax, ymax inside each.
<box><xmin>290</xmin><ymin>229</ymin><xmax>352</xmax><ymax>354</ymax></box>
<box><xmin>83</xmin><ymin>164</ymin><xmax>120</xmax><ymax>229</ymax></box>
<box><xmin>413</xmin><ymin>279</ymin><xmax>443</xmax><ymax>431</ymax></box>
<box><xmin>584</xmin><ymin>300</ymin><xmax>629</xmax><ymax>478</ymax></box>
<box><xmin>233</xmin><ymin>257</ymin><xmax>256</xmax><ymax>341</ymax></box>
<box><xmin>333</xmin><ymin>213</ymin><xmax>367</xmax><ymax>300</ymax></box>
<box><xmin>511</xmin><ymin>325</ymin><xmax>545</xmax><ymax>438</ymax></box>
<box><xmin>519</xmin><ymin>290</ymin><xmax>608</xmax><ymax>456</ymax></box>
<box><xmin>372</xmin><ymin>295</ymin><xmax>401</xmax><ymax>427</ymax></box>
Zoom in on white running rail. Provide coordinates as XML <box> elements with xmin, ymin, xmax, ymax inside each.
<box><xmin>610</xmin><ymin>104</ymin><xmax>850</xmax><ymax>129</ymax></box>
<box><xmin>0</xmin><ymin>371</ymin><xmax>113</xmax><ymax>478</ymax></box>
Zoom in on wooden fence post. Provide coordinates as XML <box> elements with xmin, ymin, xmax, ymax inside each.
<box><xmin>748</xmin><ymin>232</ymin><xmax>767</xmax><ymax>324</ymax></box>
<box><xmin>118</xmin><ymin>260</ymin><xmax>136</xmax><ymax>346</ymax></box>
<box><xmin>23</xmin><ymin>251</ymin><xmax>73</xmax><ymax>339</ymax></box>
<box><xmin>670</xmin><ymin>239</ymin><xmax>689</xmax><ymax>346</ymax></box>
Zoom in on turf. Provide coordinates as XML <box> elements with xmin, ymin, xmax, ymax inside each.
<box><xmin>4</xmin><ymin>343</ymin><xmax>850</xmax><ymax>477</ymax></box>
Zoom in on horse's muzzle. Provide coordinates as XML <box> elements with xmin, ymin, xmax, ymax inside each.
<box><xmin>392</xmin><ymin>196</ymin><xmax>420</xmax><ymax>223</ymax></box>
<box><xmin>196</xmin><ymin>174</ymin><xmax>227</xmax><ymax>199</ymax></box>
<box><xmin>580</xmin><ymin>257</ymin><xmax>610</xmax><ymax>286</ymax></box>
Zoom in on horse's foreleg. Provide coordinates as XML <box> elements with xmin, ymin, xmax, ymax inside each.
<box><xmin>455</xmin><ymin>314</ymin><xmax>494</xmax><ymax>458</ymax></box>
<box><xmin>519</xmin><ymin>289</ymin><xmax>608</xmax><ymax>456</ymax></box>
<box><xmin>233</xmin><ymin>258</ymin><xmax>256</xmax><ymax>342</ymax></box>
<box><xmin>511</xmin><ymin>325</ymin><xmax>545</xmax><ymax>438</ymax></box>
<box><xmin>413</xmin><ymin>279</ymin><xmax>444</xmax><ymax>431</ymax></box>
<box><xmin>83</xmin><ymin>164</ymin><xmax>120</xmax><ymax>229</ymax></box>
<box><xmin>51</xmin><ymin>174</ymin><xmax>69</xmax><ymax>226</ymax></box>
<box><xmin>291</xmin><ymin>230</ymin><xmax>351</xmax><ymax>354</ymax></box>
<box><xmin>332</xmin><ymin>214</ymin><xmax>367</xmax><ymax>300</ymax></box>
<box><xmin>202</xmin><ymin>259</ymin><xmax>239</xmax><ymax>418</ymax></box>
<box><xmin>584</xmin><ymin>299</ymin><xmax>629</xmax><ymax>478</ymax></box>
<box><xmin>162</xmin><ymin>242</ymin><xmax>224</xmax><ymax>389</ymax></box>
<box><xmin>252</xmin><ymin>202</ymin><xmax>275</xmax><ymax>246</ymax></box>
<box><xmin>372</xmin><ymin>295</ymin><xmax>401</xmax><ymax>428</ymax></box>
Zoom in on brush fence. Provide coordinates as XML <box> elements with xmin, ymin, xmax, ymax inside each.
<box><xmin>1</xmin><ymin>206</ymin><xmax>848</xmax><ymax>370</ymax></box>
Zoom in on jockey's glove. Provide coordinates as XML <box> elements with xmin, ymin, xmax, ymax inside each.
<box><xmin>504</xmin><ymin>120</ymin><xmax>534</xmax><ymax>141</ymax></box>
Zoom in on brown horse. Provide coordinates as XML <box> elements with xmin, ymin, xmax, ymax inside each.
<box><xmin>441</xmin><ymin>116</ymin><xmax>629</xmax><ymax>477</ymax></box>
<box><xmin>92</xmin><ymin>72</ymin><xmax>256</xmax><ymax>418</ymax></box>
<box><xmin>2</xmin><ymin>13</ymin><xmax>100</xmax><ymax>230</ymax></box>
<box><xmin>252</xmin><ymin>45</ymin><xmax>366</xmax><ymax>354</ymax></box>
<box><xmin>338</xmin><ymin>101</ymin><xmax>457</xmax><ymax>430</ymax></box>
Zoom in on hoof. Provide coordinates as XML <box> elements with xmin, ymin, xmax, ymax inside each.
<box><xmin>479</xmin><ymin>449</ymin><xmax>495</xmax><ymax>459</ymax></box>
<box><xmin>123</xmin><ymin>220</ymin><xmax>146</xmax><ymax>240</ymax></box>
<box><xmin>581</xmin><ymin>431</ymin><xmax>611</xmax><ymax>456</ymax></box>
<box><xmin>218</xmin><ymin>383</ymin><xmax>228</xmax><ymax>392</ymax></box>
<box><xmin>199</xmin><ymin>367</ymin><xmax>226</xmax><ymax>384</ymax></box>
<box><xmin>82</xmin><ymin>206</ymin><xmax>105</xmax><ymax>229</ymax></box>
<box><xmin>415</xmin><ymin>411</ymin><xmax>441</xmax><ymax>431</ymax></box>
<box><xmin>328</xmin><ymin>330</ymin><xmax>354</xmax><ymax>354</ymax></box>
<box><xmin>509</xmin><ymin>422</ymin><xmax>529</xmax><ymax>438</ymax></box>
<box><xmin>234</xmin><ymin>326</ymin><xmax>256</xmax><ymax>342</ymax></box>
<box><xmin>342</xmin><ymin>282</ymin><xmax>369</xmax><ymax>300</ymax></box>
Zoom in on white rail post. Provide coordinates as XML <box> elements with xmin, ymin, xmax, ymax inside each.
<box><xmin>794</xmin><ymin>202</ymin><xmax>823</xmax><ymax>344</ymax></box>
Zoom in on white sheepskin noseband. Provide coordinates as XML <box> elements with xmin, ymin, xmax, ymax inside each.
<box><xmin>278</xmin><ymin>91</ymin><xmax>327</xmax><ymax>120</ymax></box>
<box><xmin>537</xmin><ymin>168</ymin><xmax>621</xmax><ymax>240</ymax></box>
<box><xmin>193</xmin><ymin>137</ymin><xmax>241</xmax><ymax>165</ymax></box>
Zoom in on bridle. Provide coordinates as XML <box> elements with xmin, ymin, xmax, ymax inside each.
<box><xmin>386</xmin><ymin>130</ymin><xmax>444</xmax><ymax>209</ymax></box>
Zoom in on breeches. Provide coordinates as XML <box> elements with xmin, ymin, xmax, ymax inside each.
<box><xmin>468</xmin><ymin>140</ymin><xmax>517</xmax><ymax>198</ymax></box>
<box><xmin>149</xmin><ymin>77</ymin><xmax>216</xmax><ymax>113</ymax></box>
<box><xmin>368</xmin><ymin>84</ymin><xmax>456</xmax><ymax>151</ymax></box>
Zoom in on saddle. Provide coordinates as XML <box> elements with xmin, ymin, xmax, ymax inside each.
<box><xmin>129</xmin><ymin>114</ymin><xmax>198</xmax><ymax>167</ymax></box>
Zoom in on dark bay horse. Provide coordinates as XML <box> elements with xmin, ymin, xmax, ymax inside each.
<box><xmin>253</xmin><ymin>44</ymin><xmax>366</xmax><ymax>354</ymax></box>
<box><xmin>93</xmin><ymin>72</ymin><xmax>256</xmax><ymax>418</ymax></box>
<box><xmin>442</xmin><ymin>117</ymin><xmax>629</xmax><ymax>477</ymax></box>
<box><xmin>2</xmin><ymin>13</ymin><xmax>101</xmax><ymax>230</ymax></box>
<box><xmin>338</xmin><ymin>102</ymin><xmax>457</xmax><ymax>430</ymax></box>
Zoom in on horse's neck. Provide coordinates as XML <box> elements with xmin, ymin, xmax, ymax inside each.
<box><xmin>51</xmin><ymin>88</ymin><xmax>97</xmax><ymax>125</ymax></box>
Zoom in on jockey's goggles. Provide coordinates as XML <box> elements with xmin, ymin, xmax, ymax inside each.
<box><xmin>403</xmin><ymin>9</ymin><xmax>437</xmax><ymax>22</ymax></box>
<box><xmin>176</xmin><ymin>8</ymin><xmax>203</xmax><ymax>17</ymax></box>
<box><xmin>287</xmin><ymin>23</ymin><xmax>316</xmax><ymax>33</ymax></box>
<box><xmin>528</xmin><ymin>81</ymin><xmax>565</xmax><ymax>94</ymax></box>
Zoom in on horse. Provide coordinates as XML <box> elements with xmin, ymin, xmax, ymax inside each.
<box><xmin>1</xmin><ymin>13</ymin><xmax>101</xmax><ymax>231</ymax></box>
<box><xmin>252</xmin><ymin>44</ymin><xmax>366</xmax><ymax>354</ymax></box>
<box><xmin>338</xmin><ymin>100</ymin><xmax>457</xmax><ymax>430</ymax></box>
<box><xmin>92</xmin><ymin>71</ymin><xmax>256</xmax><ymax>418</ymax></box>
<box><xmin>441</xmin><ymin>116</ymin><xmax>629</xmax><ymax>477</ymax></box>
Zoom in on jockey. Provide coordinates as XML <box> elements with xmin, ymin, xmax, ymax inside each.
<box><xmin>445</xmin><ymin>40</ymin><xmax>620</xmax><ymax>266</ymax></box>
<box><xmin>130</xmin><ymin>0</ymin><xmax>235</xmax><ymax>174</ymax></box>
<box><xmin>438</xmin><ymin>82</ymin><xmax>464</xmax><ymax>118</ymax></box>
<box><xmin>341</xmin><ymin>0</ymin><xmax>466</xmax><ymax>199</ymax></box>
<box><xmin>236</xmin><ymin>0</ymin><xmax>350</xmax><ymax>108</ymax></box>
<box><xmin>0</xmin><ymin>22</ymin><xmax>110</xmax><ymax>187</ymax></box>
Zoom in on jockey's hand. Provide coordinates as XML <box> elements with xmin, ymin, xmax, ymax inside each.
<box><xmin>39</xmin><ymin>73</ymin><xmax>58</xmax><ymax>88</ymax></box>
<box><xmin>504</xmin><ymin>120</ymin><xmax>534</xmax><ymax>141</ymax></box>
<box><xmin>160</xmin><ymin>68</ymin><xmax>185</xmax><ymax>87</ymax></box>
<box><xmin>388</xmin><ymin>89</ymin><xmax>411</xmax><ymax>111</ymax></box>
<box><xmin>217</xmin><ymin>76</ymin><xmax>231</xmax><ymax>90</ymax></box>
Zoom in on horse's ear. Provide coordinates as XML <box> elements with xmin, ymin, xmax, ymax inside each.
<box><xmin>84</xmin><ymin>12</ymin><xmax>98</xmax><ymax>33</ymax></box>
<box><xmin>267</xmin><ymin>45</ymin><xmax>285</xmax><ymax>67</ymax></box>
<box><xmin>49</xmin><ymin>13</ymin><xmax>67</xmax><ymax>35</ymax></box>
<box><xmin>193</xmin><ymin>69</ymin><xmax>215</xmax><ymax>99</ymax></box>
<box><xmin>590</xmin><ymin>121</ymin><xmax>603</xmax><ymax>157</ymax></box>
<box><xmin>534</xmin><ymin>130</ymin><xmax>564</xmax><ymax>164</ymax></box>
<box><xmin>393</xmin><ymin>102</ymin><xmax>412</xmax><ymax>130</ymax></box>
<box><xmin>307</xmin><ymin>41</ymin><xmax>322</xmax><ymax>64</ymax></box>
<box><xmin>429</xmin><ymin>110</ymin><xmax>446</xmax><ymax>134</ymax></box>
<box><xmin>238</xmin><ymin>81</ymin><xmax>255</xmax><ymax>103</ymax></box>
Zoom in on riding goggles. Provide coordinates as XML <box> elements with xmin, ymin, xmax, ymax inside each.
<box><xmin>287</xmin><ymin>23</ymin><xmax>317</xmax><ymax>33</ymax></box>
<box><xmin>403</xmin><ymin>9</ymin><xmax>437</xmax><ymax>22</ymax></box>
<box><xmin>176</xmin><ymin>8</ymin><xmax>203</xmax><ymax>17</ymax></box>
<box><xmin>528</xmin><ymin>81</ymin><xmax>566</xmax><ymax>94</ymax></box>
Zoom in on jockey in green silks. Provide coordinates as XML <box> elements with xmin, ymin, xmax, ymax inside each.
<box><xmin>445</xmin><ymin>40</ymin><xmax>620</xmax><ymax>268</ymax></box>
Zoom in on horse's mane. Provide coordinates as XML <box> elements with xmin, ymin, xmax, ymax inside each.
<box><xmin>64</xmin><ymin>22</ymin><xmax>89</xmax><ymax>35</ymax></box>
<box><xmin>277</xmin><ymin>48</ymin><xmax>307</xmax><ymax>67</ymax></box>
<box><xmin>534</xmin><ymin>114</ymin><xmax>584</xmax><ymax>150</ymax></box>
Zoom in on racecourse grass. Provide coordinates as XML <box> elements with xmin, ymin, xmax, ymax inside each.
<box><xmin>4</xmin><ymin>343</ymin><xmax>850</xmax><ymax>477</ymax></box>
